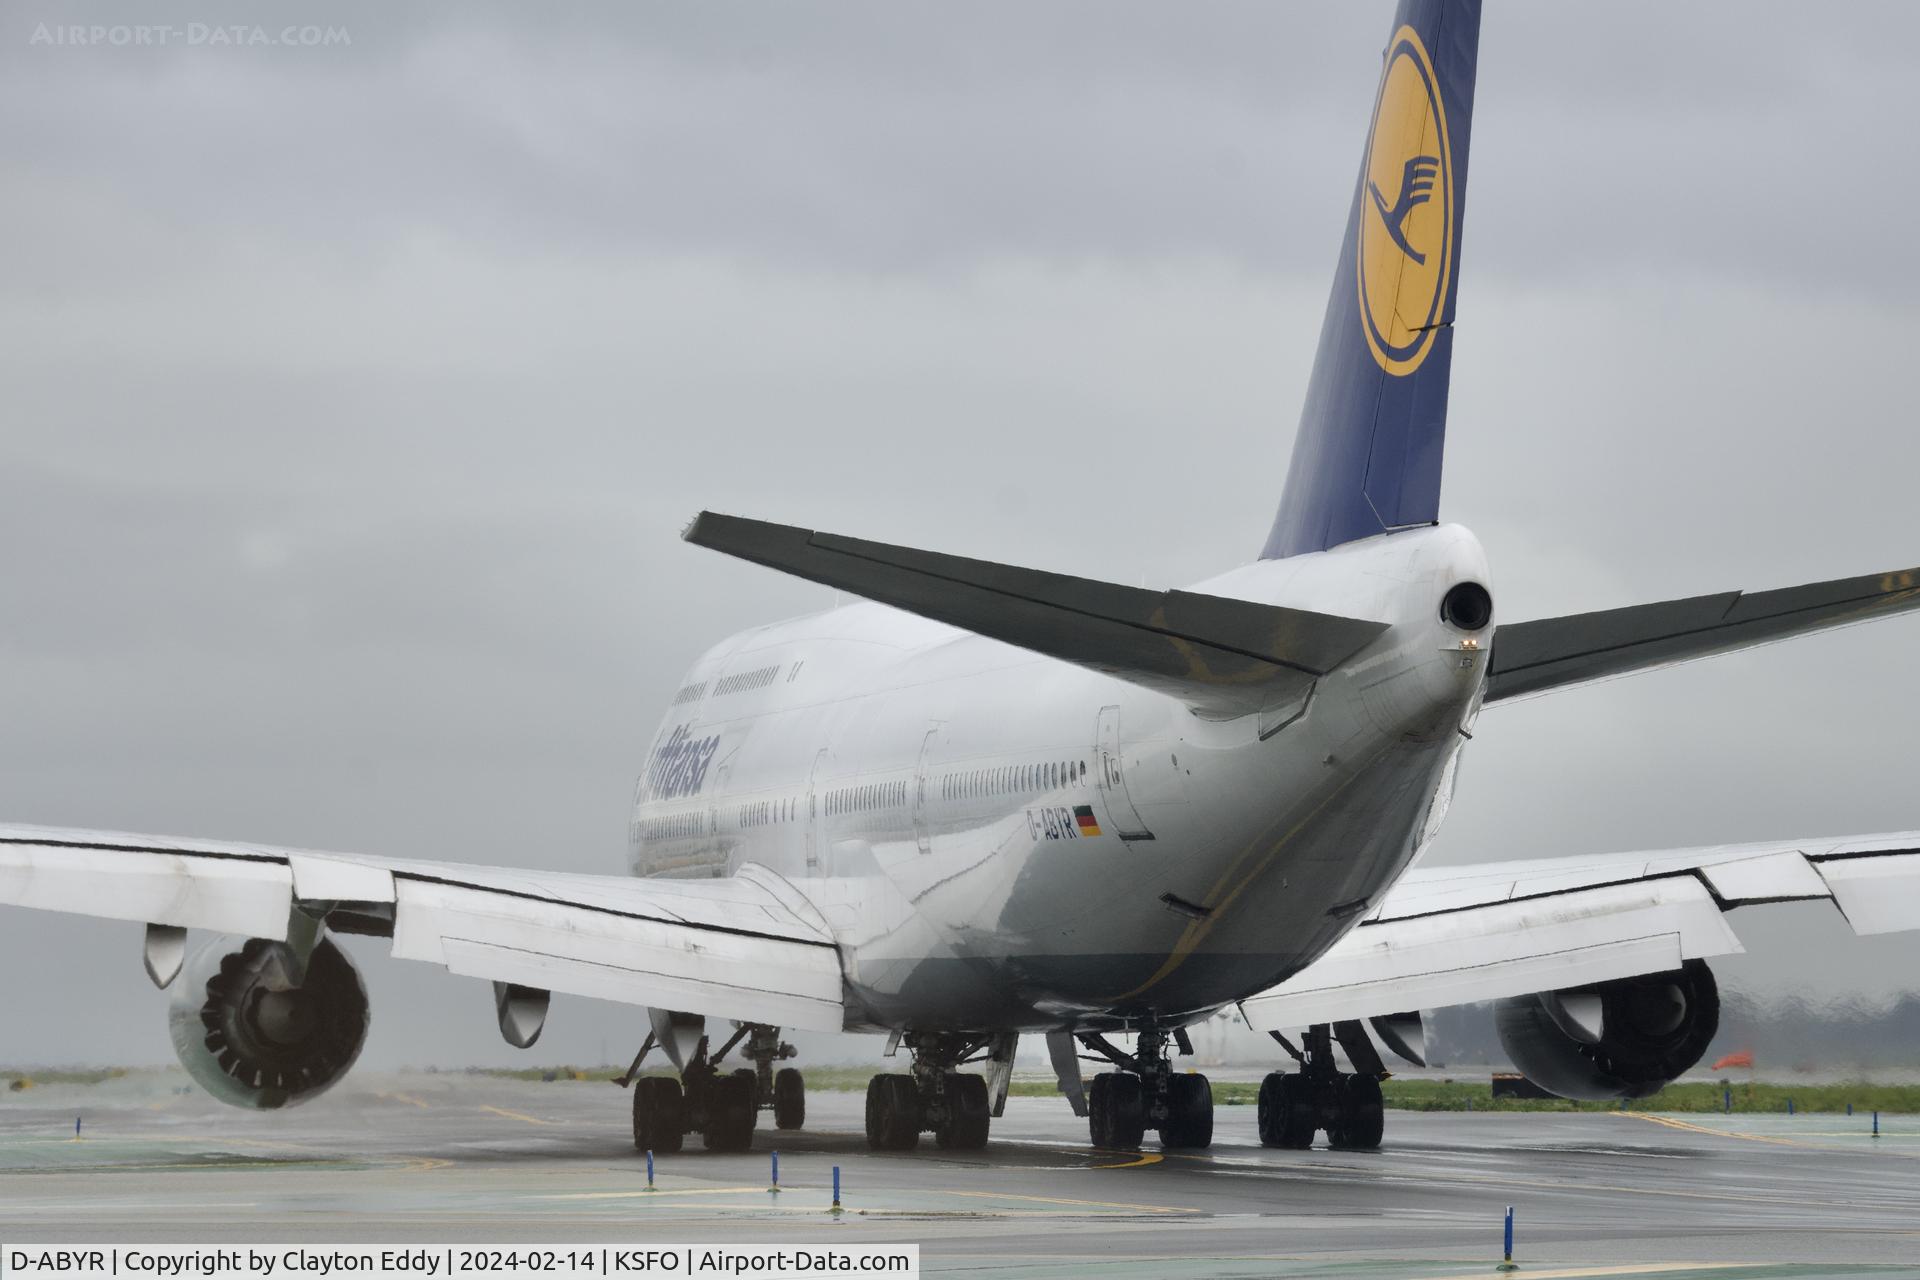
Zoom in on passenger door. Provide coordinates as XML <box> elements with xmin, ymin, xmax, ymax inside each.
<box><xmin>1095</xmin><ymin>705</ymin><xmax>1155</xmax><ymax>842</ymax></box>
<box><xmin>805</xmin><ymin>748</ymin><xmax>831</xmax><ymax>874</ymax></box>
<box><xmin>912</xmin><ymin>727</ymin><xmax>940</xmax><ymax>855</ymax></box>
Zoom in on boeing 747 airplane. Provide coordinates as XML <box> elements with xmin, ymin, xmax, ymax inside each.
<box><xmin>6</xmin><ymin>0</ymin><xmax>1919</xmax><ymax>1156</ymax></box>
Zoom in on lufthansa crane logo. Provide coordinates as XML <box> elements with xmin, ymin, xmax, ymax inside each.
<box><xmin>1357</xmin><ymin>26</ymin><xmax>1453</xmax><ymax>376</ymax></box>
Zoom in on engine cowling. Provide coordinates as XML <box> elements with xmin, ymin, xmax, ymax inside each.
<box><xmin>167</xmin><ymin>934</ymin><xmax>370</xmax><ymax>1109</ymax></box>
<box><xmin>1493</xmin><ymin>960</ymin><xmax>1718</xmax><ymax>1100</ymax></box>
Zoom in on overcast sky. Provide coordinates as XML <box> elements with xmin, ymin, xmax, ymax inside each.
<box><xmin>4</xmin><ymin>1</ymin><xmax>1919</xmax><ymax>1072</ymax></box>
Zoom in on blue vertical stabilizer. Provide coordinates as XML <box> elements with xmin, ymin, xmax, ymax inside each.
<box><xmin>1262</xmin><ymin>0</ymin><xmax>1482</xmax><ymax>559</ymax></box>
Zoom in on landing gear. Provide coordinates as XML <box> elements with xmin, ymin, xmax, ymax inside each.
<box><xmin>1331</xmin><ymin>1073</ymin><xmax>1384</xmax><ymax>1149</ymax></box>
<box><xmin>621</xmin><ymin>1021</ymin><xmax>804</xmax><ymax>1153</ymax></box>
<box><xmin>631</xmin><ymin>1076</ymin><xmax>684</xmax><ymax>1154</ymax></box>
<box><xmin>740</xmin><ymin>1026</ymin><xmax>805</xmax><ymax>1131</ymax></box>
<box><xmin>676</xmin><ymin>1049</ymin><xmax>757</xmax><ymax>1152</ymax></box>
<box><xmin>773</xmin><ymin>1066</ymin><xmax>806</xmax><ymax>1130</ymax></box>
<box><xmin>1162</xmin><ymin>1071</ymin><xmax>1214</xmax><ymax>1149</ymax></box>
<box><xmin>1079</xmin><ymin>1026</ymin><xmax>1213</xmax><ymax>1151</ymax></box>
<box><xmin>1255</xmin><ymin>1071</ymin><xmax>1314</xmax><ymax>1148</ymax></box>
<box><xmin>934</xmin><ymin>1073</ymin><xmax>990</xmax><ymax>1150</ymax></box>
<box><xmin>1087</xmin><ymin>1071</ymin><xmax>1144</xmax><ymax>1149</ymax></box>
<box><xmin>701</xmin><ymin>1069</ymin><xmax>757</xmax><ymax>1151</ymax></box>
<box><xmin>864</xmin><ymin>1073</ymin><xmax>923</xmax><ymax>1151</ymax></box>
<box><xmin>1257</xmin><ymin>1022</ymin><xmax>1386</xmax><ymax>1151</ymax></box>
<box><xmin>862</xmin><ymin>1032</ymin><xmax>1001</xmax><ymax>1153</ymax></box>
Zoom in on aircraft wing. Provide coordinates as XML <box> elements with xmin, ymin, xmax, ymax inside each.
<box><xmin>1237</xmin><ymin>833</ymin><xmax>1920</xmax><ymax>1031</ymax></box>
<box><xmin>0</xmin><ymin>822</ymin><xmax>846</xmax><ymax>1032</ymax></box>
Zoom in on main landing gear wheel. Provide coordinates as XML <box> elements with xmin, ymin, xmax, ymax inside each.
<box><xmin>1330</xmin><ymin>1074</ymin><xmax>1384</xmax><ymax>1150</ymax></box>
<box><xmin>1076</xmin><ymin>1028</ymin><xmax>1211</xmax><ymax>1152</ymax></box>
<box><xmin>702</xmin><ymin>1070</ymin><xmax>757</xmax><ymax>1152</ymax></box>
<box><xmin>934</xmin><ymin>1072</ymin><xmax>990</xmax><ymax>1151</ymax></box>
<box><xmin>1087</xmin><ymin>1071</ymin><xmax>1146</xmax><ymax>1151</ymax></box>
<box><xmin>1160</xmin><ymin>1072</ymin><xmax>1213</xmax><ymax>1150</ymax></box>
<box><xmin>622</xmin><ymin>1021</ymin><xmax>798</xmax><ymax>1156</ymax></box>
<box><xmin>865</xmin><ymin>1073</ymin><xmax>923</xmax><ymax>1151</ymax></box>
<box><xmin>1258</xmin><ymin>1023</ymin><xmax>1388</xmax><ymax>1151</ymax></box>
<box><xmin>863</xmin><ymin>1032</ymin><xmax>1008</xmax><ymax>1152</ymax></box>
<box><xmin>773</xmin><ymin>1067</ymin><xmax>806</xmax><ymax>1131</ymax></box>
<box><xmin>1256</xmin><ymin>1072</ymin><xmax>1315</xmax><ymax>1149</ymax></box>
<box><xmin>632</xmin><ymin>1076</ymin><xmax>684</xmax><ymax>1154</ymax></box>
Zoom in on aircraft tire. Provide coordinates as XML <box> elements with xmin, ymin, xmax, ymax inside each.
<box><xmin>1160</xmin><ymin>1072</ymin><xmax>1213</xmax><ymax>1149</ymax></box>
<box><xmin>1088</xmin><ymin>1072</ymin><xmax>1145</xmax><ymax>1151</ymax></box>
<box><xmin>864</xmin><ymin>1073</ymin><xmax>921</xmax><ymax>1152</ymax></box>
<box><xmin>702</xmin><ymin>1071</ymin><xmax>757</xmax><ymax>1152</ymax></box>
<box><xmin>934</xmin><ymin>1072</ymin><xmax>990</xmax><ymax>1151</ymax></box>
<box><xmin>1257</xmin><ymin>1072</ymin><xmax>1315</xmax><ymax>1149</ymax></box>
<box><xmin>773</xmin><ymin>1067</ymin><xmax>806</xmax><ymax>1130</ymax></box>
<box><xmin>632</xmin><ymin>1076</ymin><xmax>684</xmax><ymax>1155</ymax></box>
<box><xmin>1329</xmin><ymin>1074</ymin><xmax>1384</xmax><ymax>1150</ymax></box>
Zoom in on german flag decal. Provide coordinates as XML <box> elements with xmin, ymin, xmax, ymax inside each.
<box><xmin>1073</xmin><ymin>805</ymin><xmax>1102</xmax><ymax>837</ymax></box>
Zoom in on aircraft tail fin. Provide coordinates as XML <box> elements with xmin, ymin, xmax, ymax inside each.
<box><xmin>1262</xmin><ymin>0</ymin><xmax>1483</xmax><ymax>559</ymax></box>
<box><xmin>685</xmin><ymin>512</ymin><xmax>1386</xmax><ymax>719</ymax></box>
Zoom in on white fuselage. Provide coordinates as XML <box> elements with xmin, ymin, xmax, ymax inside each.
<box><xmin>629</xmin><ymin>525</ymin><xmax>1490</xmax><ymax>1033</ymax></box>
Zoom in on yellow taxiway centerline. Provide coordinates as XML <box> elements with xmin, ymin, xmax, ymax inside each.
<box><xmin>1618</xmin><ymin>1111</ymin><xmax>1916</xmax><ymax>1158</ymax></box>
<box><xmin>478</xmin><ymin>1104</ymin><xmax>561</xmax><ymax>1126</ymax></box>
<box><xmin>377</xmin><ymin>1091</ymin><xmax>432</xmax><ymax>1109</ymax></box>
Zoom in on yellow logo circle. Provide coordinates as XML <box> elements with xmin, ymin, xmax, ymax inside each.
<box><xmin>1356</xmin><ymin>26</ymin><xmax>1453</xmax><ymax>376</ymax></box>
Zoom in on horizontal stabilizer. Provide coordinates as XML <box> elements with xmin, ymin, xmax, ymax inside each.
<box><xmin>684</xmin><ymin>512</ymin><xmax>1387</xmax><ymax>718</ymax></box>
<box><xmin>1487</xmin><ymin>565</ymin><xmax>1920</xmax><ymax>703</ymax></box>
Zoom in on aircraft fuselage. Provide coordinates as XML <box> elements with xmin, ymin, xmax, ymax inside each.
<box><xmin>629</xmin><ymin>524</ymin><xmax>1489</xmax><ymax>1032</ymax></box>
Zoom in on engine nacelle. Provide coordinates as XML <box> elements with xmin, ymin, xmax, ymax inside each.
<box><xmin>167</xmin><ymin>934</ymin><xmax>370</xmax><ymax>1109</ymax></box>
<box><xmin>1493</xmin><ymin>960</ymin><xmax>1718</xmax><ymax>1100</ymax></box>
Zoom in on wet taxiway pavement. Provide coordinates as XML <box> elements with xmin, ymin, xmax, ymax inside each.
<box><xmin>2</xmin><ymin>1072</ymin><xmax>1916</xmax><ymax>1277</ymax></box>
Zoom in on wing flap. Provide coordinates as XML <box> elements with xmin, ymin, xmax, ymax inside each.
<box><xmin>1693</xmin><ymin>849</ymin><xmax>1830</xmax><ymax>902</ymax></box>
<box><xmin>683</xmin><ymin>512</ymin><xmax>1388</xmax><ymax>718</ymax></box>
<box><xmin>288</xmin><ymin>853</ymin><xmax>396</xmax><ymax>903</ymax></box>
<box><xmin>1241</xmin><ymin>835</ymin><xmax>1920</xmax><ymax>1030</ymax></box>
<box><xmin>1818</xmin><ymin>854</ymin><xmax>1920</xmax><ymax>935</ymax></box>
<box><xmin>394</xmin><ymin>879</ymin><xmax>843</xmax><ymax>1030</ymax></box>
<box><xmin>1241</xmin><ymin>877</ymin><xmax>1739</xmax><ymax>1030</ymax></box>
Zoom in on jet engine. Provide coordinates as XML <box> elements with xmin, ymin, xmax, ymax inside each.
<box><xmin>166</xmin><ymin>934</ymin><xmax>370</xmax><ymax>1109</ymax></box>
<box><xmin>1493</xmin><ymin>960</ymin><xmax>1718</xmax><ymax>1100</ymax></box>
